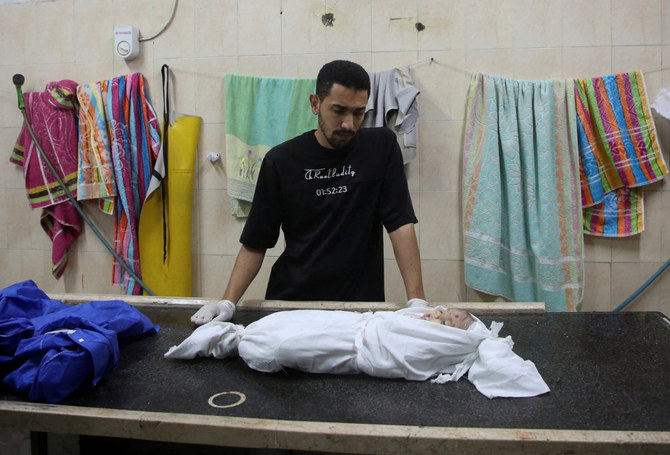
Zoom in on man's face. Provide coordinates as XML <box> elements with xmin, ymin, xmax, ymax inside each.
<box><xmin>310</xmin><ymin>83</ymin><xmax>368</xmax><ymax>150</ymax></box>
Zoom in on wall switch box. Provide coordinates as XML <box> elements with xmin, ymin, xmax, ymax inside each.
<box><xmin>114</xmin><ymin>26</ymin><xmax>140</xmax><ymax>60</ymax></box>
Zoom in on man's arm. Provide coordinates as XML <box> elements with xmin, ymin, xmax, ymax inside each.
<box><xmin>223</xmin><ymin>245</ymin><xmax>267</xmax><ymax>303</ymax></box>
<box><xmin>388</xmin><ymin>223</ymin><xmax>425</xmax><ymax>300</ymax></box>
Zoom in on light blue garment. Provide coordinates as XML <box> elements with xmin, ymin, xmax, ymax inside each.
<box><xmin>462</xmin><ymin>73</ymin><xmax>584</xmax><ymax>311</ymax></box>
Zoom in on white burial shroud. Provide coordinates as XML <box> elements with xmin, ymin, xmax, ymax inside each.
<box><xmin>165</xmin><ymin>307</ymin><xmax>550</xmax><ymax>399</ymax></box>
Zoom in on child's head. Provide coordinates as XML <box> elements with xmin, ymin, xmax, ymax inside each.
<box><xmin>421</xmin><ymin>308</ymin><xmax>474</xmax><ymax>330</ymax></box>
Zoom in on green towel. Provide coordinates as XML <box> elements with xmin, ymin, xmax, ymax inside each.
<box><xmin>462</xmin><ymin>73</ymin><xmax>584</xmax><ymax>312</ymax></box>
<box><xmin>225</xmin><ymin>74</ymin><xmax>317</xmax><ymax>217</ymax></box>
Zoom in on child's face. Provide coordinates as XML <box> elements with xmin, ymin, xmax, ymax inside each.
<box><xmin>421</xmin><ymin>308</ymin><xmax>473</xmax><ymax>330</ymax></box>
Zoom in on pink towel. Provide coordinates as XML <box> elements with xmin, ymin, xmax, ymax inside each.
<box><xmin>40</xmin><ymin>203</ymin><xmax>83</xmax><ymax>279</ymax></box>
<box><xmin>11</xmin><ymin>80</ymin><xmax>83</xmax><ymax>278</ymax></box>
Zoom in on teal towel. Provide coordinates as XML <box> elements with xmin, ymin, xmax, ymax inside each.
<box><xmin>462</xmin><ymin>73</ymin><xmax>584</xmax><ymax>312</ymax></box>
<box><xmin>225</xmin><ymin>74</ymin><xmax>317</xmax><ymax>217</ymax></box>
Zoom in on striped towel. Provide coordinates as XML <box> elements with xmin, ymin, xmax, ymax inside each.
<box><xmin>225</xmin><ymin>74</ymin><xmax>317</xmax><ymax>217</ymax></box>
<box><xmin>77</xmin><ymin>80</ymin><xmax>116</xmax><ymax>214</ymax></box>
<box><xmin>10</xmin><ymin>80</ymin><xmax>83</xmax><ymax>279</ymax></box>
<box><xmin>574</xmin><ymin>70</ymin><xmax>667</xmax><ymax>237</ymax></box>
<box><xmin>463</xmin><ymin>73</ymin><xmax>584</xmax><ymax>312</ymax></box>
<box><xmin>582</xmin><ymin>187</ymin><xmax>643</xmax><ymax>237</ymax></box>
<box><xmin>106</xmin><ymin>73</ymin><xmax>161</xmax><ymax>295</ymax></box>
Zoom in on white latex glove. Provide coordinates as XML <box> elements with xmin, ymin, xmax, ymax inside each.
<box><xmin>190</xmin><ymin>300</ymin><xmax>236</xmax><ymax>325</ymax></box>
<box><xmin>407</xmin><ymin>298</ymin><xmax>429</xmax><ymax>308</ymax></box>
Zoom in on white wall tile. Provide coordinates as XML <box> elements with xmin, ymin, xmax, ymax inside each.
<box><xmin>194</xmin><ymin>57</ymin><xmax>237</xmax><ymax>124</ymax></box>
<box><xmin>74</xmin><ymin>0</ymin><xmax>114</xmax><ymax>63</ymax></box>
<box><xmin>664</xmin><ymin>0</ymin><xmax>670</xmax><ymax>45</ymax></box>
<box><xmin>422</xmin><ymin>259</ymin><xmax>465</xmax><ymax>302</ymax></box>
<box><xmin>417</xmin><ymin>0</ymin><xmax>465</xmax><ymax>51</ymax></box>
<box><xmin>23</xmin><ymin>2</ymin><xmax>75</xmax><ymax>65</ymax></box>
<box><xmin>60</xmin><ymin>250</ymin><xmax>121</xmax><ymax>295</ymax></box>
<box><xmin>370</xmin><ymin>0</ymin><xmax>418</xmax><ymax>52</ymax></box>
<box><xmin>611</xmin><ymin>0</ymin><xmax>662</xmax><ymax>46</ymax></box>
<box><xmin>0</xmin><ymin>4</ymin><xmax>25</xmax><ymax>66</ymax></box>
<box><xmin>324</xmin><ymin>0</ymin><xmax>372</xmax><ymax>54</ymax></box>
<box><xmin>196</xmin><ymin>189</ymin><xmax>244</xmax><ymax>256</ymax></box>
<box><xmin>281</xmin><ymin>53</ymin><xmax>329</xmax><ymax>78</ymax></box>
<box><xmin>513</xmin><ymin>0</ymin><xmax>562</xmax><ymax>49</ymax></box>
<box><xmin>194</xmin><ymin>0</ymin><xmax>239</xmax><ymax>57</ymax></box>
<box><xmin>561</xmin><ymin>47</ymin><xmax>612</xmax><ymax>79</ymax></box>
<box><xmin>414</xmin><ymin>51</ymin><xmax>467</xmax><ymax>121</ymax></box>
<box><xmin>236</xmin><ymin>55</ymin><xmax>284</xmax><ymax>76</ymax></box>
<box><xmin>581</xmin><ymin>261</ymin><xmax>612</xmax><ymax>311</ymax></box>
<box><xmin>370</xmin><ymin>51</ymin><xmax>417</xmax><ymax>73</ymax></box>
<box><xmin>464</xmin><ymin>0</ymin><xmax>515</xmax><ymax>50</ymax></box>
<box><xmin>281</xmin><ymin>0</ymin><xmax>327</xmax><ymax>55</ymax></box>
<box><xmin>561</xmin><ymin>0</ymin><xmax>611</xmax><ymax>47</ymax></box>
<box><xmin>419</xmin><ymin>190</ymin><xmax>461</xmax><ymax>261</ymax></box>
<box><xmin>237</xmin><ymin>0</ymin><xmax>282</xmax><ymax>56</ymax></box>
<box><xmin>418</xmin><ymin>120</ymin><xmax>463</xmax><ymax>192</ymax></box>
<box><xmin>512</xmin><ymin>48</ymin><xmax>563</xmax><ymax>81</ymax></box>
<box><xmin>153</xmin><ymin>0</ymin><xmax>195</xmax><ymax>59</ymax></box>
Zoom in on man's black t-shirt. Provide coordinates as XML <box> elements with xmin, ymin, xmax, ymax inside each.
<box><xmin>240</xmin><ymin>127</ymin><xmax>417</xmax><ymax>301</ymax></box>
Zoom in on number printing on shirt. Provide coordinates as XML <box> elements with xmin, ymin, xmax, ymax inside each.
<box><xmin>315</xmin><ymin>186</ymin><xmax>348</xmax><ymax>197</ymax></box>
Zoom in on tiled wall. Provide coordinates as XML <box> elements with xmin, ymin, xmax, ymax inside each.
<box><xmin>1</xmin><ymin>0</ymin><xmax>669</xmax><ymax>313</ymax></box>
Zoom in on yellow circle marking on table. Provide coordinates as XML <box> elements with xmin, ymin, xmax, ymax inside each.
<box><xmin>208</xmin><ymin>391</ymin><xmax>247</xmax><ymax>409</ymax></box>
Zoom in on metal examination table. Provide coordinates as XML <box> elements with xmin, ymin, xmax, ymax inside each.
<box><xmin>0</xmin><ymin>295</ymin><xmax>669</xmax><ymax>454</ymax></box>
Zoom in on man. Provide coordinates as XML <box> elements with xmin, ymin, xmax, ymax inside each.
<box><xmin>192</xmin><ymin>60</ymin><xmax>427</xmax><ymax>325</ymax></box>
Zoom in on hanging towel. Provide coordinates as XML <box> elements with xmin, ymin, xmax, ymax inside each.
<box><xmin>106</xmin><ymin>73</ymin><xmax>162</xmax><ymax>295</ymax></box>
<box><xmin>40</xmin><ymin>203</ymin><xmax>82</xmax><ymax>279</ymax></box>
<box><xmin>225</xmin><ymin>74</ymin><xmax>317</xmax><ymax>217</ymax></box>
<box><xmin>574</xmin><ymin>70</ymin><xmax>667</xmax><ymax>237</ymax></box>
<box><xmin>582</xmin><ymin>187</ymin><xmax>644</xmax><ymax>237</ymax></box>
<box><xmin>10</xmin><ymin>80</ymin><xmax>83</xmax><ymax>279</ymax></box>
<box><xmin>363</xmin><ymin>66</ymin><xmax>420</xmax><ymax>164</ymax></box>
<box><xmin>76</xmin><ymin>80</ymin><xmax>116</xmax><ymax>214</ymax></box>
<box><xmin>462</xmin><ymin>73</ymin><xmax>584</xmax><ymax>312</ymax></box>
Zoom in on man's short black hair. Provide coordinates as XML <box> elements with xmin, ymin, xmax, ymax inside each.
<box><xmin>316</xmin><ymin>60</ymin><xmax>370</xmax><ymax>100</ymax></box>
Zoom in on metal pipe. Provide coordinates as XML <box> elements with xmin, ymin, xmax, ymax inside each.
<box><xmin>614</xmin><ymin>258</ymin><xmax>670</xmax><ymax>312</ymax></box>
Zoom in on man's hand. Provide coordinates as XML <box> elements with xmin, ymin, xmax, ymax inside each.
<box><xmin>190</xmin><ymin>300</ymin><xmax>236</xmax><ymax>325</ymax></box>
<box><xmin>407</xmin><ymin>298</ymin><xmax>429</xmax><ymax>308</ymax></box>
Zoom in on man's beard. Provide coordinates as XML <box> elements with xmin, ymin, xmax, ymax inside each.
<box><xmin>318</xmin><ymin>113</ymin><xmax>355</xmax><ymax>149</ymax></box>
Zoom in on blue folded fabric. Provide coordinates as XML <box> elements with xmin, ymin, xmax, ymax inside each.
<box><xmin>0</xmin><ymin>280</ymin><xmax>159</xmax><ymax>403</ymax></box>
